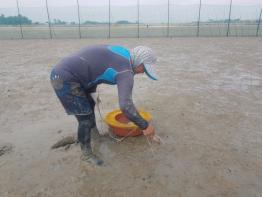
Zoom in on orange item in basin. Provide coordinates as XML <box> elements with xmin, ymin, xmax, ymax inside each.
<box><xmin>105</xmin><ymin>109</ymin><xmax>152</xmax><ymax>137</ymax></box>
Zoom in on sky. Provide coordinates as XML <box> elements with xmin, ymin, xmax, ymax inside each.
<box><xmin>0</xmin><ymin>0</ymin><xmax>261</xmax><ymax>23</ymax></box>
<box><xmin>0</xmin><ymin>0</ymin><xmax>261</xmax><ymax>8</ymax></box>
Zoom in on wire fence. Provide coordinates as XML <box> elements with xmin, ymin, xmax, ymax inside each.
<box><xmin>0</xmin><ymin>0</ymin><xmax>261</xmax><ymax>39</ymax></box>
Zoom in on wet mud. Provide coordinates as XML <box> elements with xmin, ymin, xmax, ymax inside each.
<box><xmin>0</xmin><ymin>38</ymin><xmax>261</xmax><ymax>197</ymax></box>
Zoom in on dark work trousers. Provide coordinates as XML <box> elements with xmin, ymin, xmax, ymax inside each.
<box><xmin>75</xmin><ymin>93</ymin><xmax>96</xmax><ymax>149</ymax></box>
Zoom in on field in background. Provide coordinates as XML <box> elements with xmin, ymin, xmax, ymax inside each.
<box><xmin>0</xmin><ymin>23</ymin><xmax>261</xmax><ymax>39</ymax></box>
<box><xmin>1</xmin><ymin>0</ymin><xmax>261</xmax><ymax>39</ymax></box>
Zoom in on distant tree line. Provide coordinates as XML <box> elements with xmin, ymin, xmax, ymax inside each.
<box><xmin>0</xmin><ymin>14</ymin><xmax>259</xmax><ymax>25</ymax></box>
<box><xmin>52</xmin><ymin>19</ymin><xmax>66</xmax><ymax>25</ymax></box>
<box><xmin>0</xmin><ymin>14</ymin><xmax>137</xmax><ymax>25</ymax></box>
<box><xmin>0</xmin><ymin>14</ymin><xmax>32</xmax><ymax>25</ymax></box>
<box><xmin>82</xmin><ymin>20</ymin><xmax>107</xmax><ymax>25</ymax></box>
<box><xmin>206</xmin><ymin>18</ymin><xmax>258</xmax><ymax>24</ymax></box>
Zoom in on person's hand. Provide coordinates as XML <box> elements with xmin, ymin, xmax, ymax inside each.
<box><xmin>143</xmin><ymin>125</ymin><xmax>162</xmax><ymax>144</ymax></box>
<box><xmin>143</xmin><ymin>124</ymin><xmax>155</xmax><ymax>140</ymax></box>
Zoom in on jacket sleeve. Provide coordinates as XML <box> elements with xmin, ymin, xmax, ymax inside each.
<box><xmin>116</xmin><ymin>71</ymin><xmax>149</xmax><ymax>130</ymax></box>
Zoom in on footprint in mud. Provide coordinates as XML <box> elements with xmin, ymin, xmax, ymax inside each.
<box><xmin>0</xmin><ymin>143</ymin><xmax>13</xmax><ymax>156</ymax></box>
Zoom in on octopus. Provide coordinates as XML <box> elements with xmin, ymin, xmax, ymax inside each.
<box><xmin>51</xmin><ymin>135</ymin><xmax>77</xmax><ymax>150</ymax></box>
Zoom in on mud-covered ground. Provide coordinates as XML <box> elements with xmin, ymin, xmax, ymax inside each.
<box><xmin>0</xmin><ymin>38</ymin><xmax>261</xmax><ymax>197</ymax></box>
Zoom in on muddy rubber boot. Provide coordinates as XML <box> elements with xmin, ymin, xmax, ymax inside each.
<box><xmin>91</xmin><ymin>126</ymin><xmax>101</xmax><ymax>139</ymax></box>
<box><xmin>80</xmin><ymin>144</ymin><xmax>104</xmax><ymax>166</ymax></box>
<box><xmin>91</xmin><ymin>126</ymin><xmax>99</xmax><ymax>134</ymax></box>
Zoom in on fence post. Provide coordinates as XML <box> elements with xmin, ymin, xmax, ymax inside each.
<box><xmin>197</xmin><ymin>0</ymin><xmax>202</xmax><ymax>37</ymax></box>
<box><xmin>256</xmin><ymin>9</ymin><xmax>262</xmax><ymax>37</ymax></box>
<box><xmin>167</xmin><ymin>0</ymin><xmax>170</xmax><ymax>37</ymax></box>
<box><xmin>226</xmin><ymin>0</ymin><xmax>232</xmax><ymax>37</ymax></box>
<box><xmin>137</xmin><ymin>0</ymin><xmax>140</xmax><ymax>38</ymax></box>
<box><xmin>76</xmin><ymin>0</ymin><xmax>81</xmax><ymax>38</ymax></box>
<box><xmin>16</xmin><ymin>0</ymin><xmax>23</xmax><ymax>39</ymax></box>
<box><xmin>45</xmin><ymin>0</ymin><xmax>52</xmax><ymax>39</ymax></box>
<box><xmin>108</xmin><ymin>0</ymin><xmax>111</xmax><ymax>38</ymax></box>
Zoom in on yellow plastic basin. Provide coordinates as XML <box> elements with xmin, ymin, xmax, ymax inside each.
<box><xmin>105</xmin><ymin>109</ymin><xmax>152</xmax><ymax>137</ymax></box>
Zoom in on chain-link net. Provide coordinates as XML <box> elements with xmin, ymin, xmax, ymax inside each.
<box><xmin>0</xmin><ymin>0</ymin><xmax>261</xmax><ymax>39</ymax></box>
